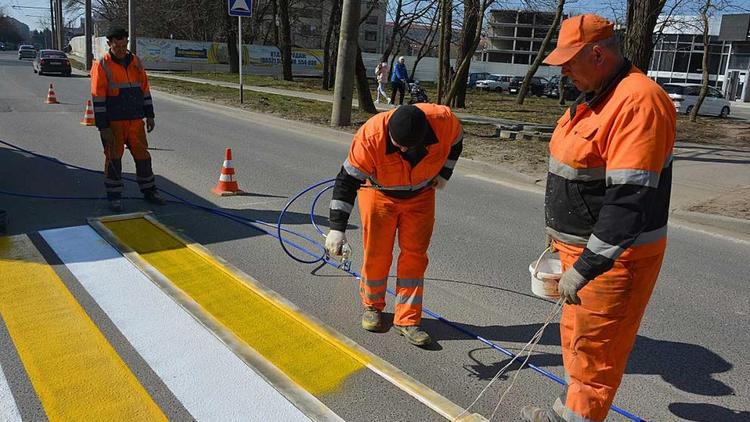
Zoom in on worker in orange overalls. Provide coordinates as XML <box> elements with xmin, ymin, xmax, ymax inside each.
<box><xmin>325</xmin><ymin>104</ymin><xmax>463</xmax><ymax>347</ymax></box>
<box><xmin>520</xmin><ymin>14</ymin><xmax>676</xmax><ymax>422</ymax></box>
<box><xmin>91</xmin><ymin>27</ymin><xmax>164</xmax><ymax>212</ymax></box>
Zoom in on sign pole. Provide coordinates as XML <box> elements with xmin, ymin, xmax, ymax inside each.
<box><xmin>239</xmin><ymin>16</ymin><xmax>243</xmax><ymax>104</ymax></box>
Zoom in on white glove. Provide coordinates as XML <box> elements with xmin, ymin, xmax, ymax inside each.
<box><xmin>557</xmin><ymin>266</ymin><xmax>589</xmax><ymax>305</ymax></box>
<box><xmin>325</xmin><ymin>230</ymin><xmax>347</xmax><ymax>257</ymax></box>
<box><xmin>433</xmin><ymin>176</ymin><xmax>448</xmax><ymax>190</ymax></box>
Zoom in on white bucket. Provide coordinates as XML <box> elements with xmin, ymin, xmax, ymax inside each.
<box><xmin>529</xmin><ymin>248</ymin><xmax>562</xmax><ymax>299</ymax></box>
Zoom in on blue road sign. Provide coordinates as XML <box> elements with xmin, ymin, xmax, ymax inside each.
<box><xmin>228</xmin><ymin>0</ymin><xmax>252</xmax><ymax>17</ymax></box>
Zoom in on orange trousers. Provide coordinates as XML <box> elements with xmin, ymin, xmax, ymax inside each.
<box><xmin>358</xmin><ymin>188</ymin><xmax>435</xmax><ymax>326</ymax></box>
<box><xmin>102</xmin><ymin>119</ymin><xmax>155</xmax><ymax>200</ymax></box>
<box><xmin>553</xmin><ymin>241</ymin><xmax>665</xmax><ymax>422</ymax></box>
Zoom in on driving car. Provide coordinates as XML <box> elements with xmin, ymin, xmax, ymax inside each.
<box><xmin>662</xmin><ymin>83</ymin><xmax>730</xmax><ymax>118</ymax></box>
<box><xmin>507</xmin><ymin>76</ymin><xmax>547</xmax><ymax>96</ymax></box>
<box><xmin>18</xmin><ymin>44</ymin><xmax>36</xmax><ymax>60</ymax></box>
<box><xmin>32</xmin><ymin>49</ymin><xmax>72</xmax><ymax>76</ymax></box>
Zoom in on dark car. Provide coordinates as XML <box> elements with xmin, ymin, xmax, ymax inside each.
<box><xmin>18</xmin><ymin>44</ymin><xmax>36</xmax><ymax>60</ymax></box>
<box><xmin>544</xmin><ymin>75</ymin><xmax>581</xmax><ymax>101</ymax></box>
<box><xmin>33</xmin><ymin>50</ymin><xmax>72</xmax><ymax>76</ymax></box>
<box><xmin>467</xmin><ymin>72</ymin><xmax>491</xmax><ymax>88</ymax></box>
<box><xmin>507</xmin><ymin>76</ymin><xmax>546</xmax><ymax>97</ymax></box>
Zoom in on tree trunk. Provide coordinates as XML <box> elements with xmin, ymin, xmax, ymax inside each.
<box><xmin>278</xmin><ymin>0</ymin><xmax>293</xmax><ymax>81</ymax></box>
<box><xmin>455</xmin><ymin>0</ymin><xmax>478</xmax><ymax>108</ymax></box>
<box><xmin>444</xmin><ymin>0</ymin><xmax>489</xmax><ymax>106</ymax></box>
<box><xmin>517</xmin><ymin>0</ymin><xmax>565</xmax><ymax>105</ymax></box>
<box><xmin>224</xmin><ymin>5</ymin><xmax>239</xmax><ymax>74</ymax></box>
<box><xmin>322</xmin><ymin>0</ymin><xmax>340</xmax><ymax>90</ymax></box>
<box><xmin>690</xmin><ymin>0</ymin><xmax>711</xmax><ymax>122</ymax></box>
<box><xmin>436</xmin><ymin>0</ymin><xmax>449</xmax><ymax>103</ymax></box>
<box><xmin>356</xmin><ymin>47</ymin><xmax>377</xmax><ymax>113</ymax></box>
<box><xmin>624</xmin><ymin>0</ymin><xmax>667</xmax><ymax>71</ymax></box>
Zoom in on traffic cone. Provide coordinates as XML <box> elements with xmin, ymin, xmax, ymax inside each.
<box><xmin>80</xmin><ymin>100</ymin><xmax>95</xmax><ymax>126</ymax></box>
<box><xmin>45</xmin><ymin>83</ymin><xmax>59</xmax><ymax>104</ymax></box>
<box><xmin>212</xmin><ymin>148</ymin><xmax>246</xmax><ymax>196</ymax></box>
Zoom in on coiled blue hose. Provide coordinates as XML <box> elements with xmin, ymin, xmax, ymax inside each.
<box><xmin>0</xmin><ymin>138</ymin><xmax>643</xmax><ymax>421</ymax></box>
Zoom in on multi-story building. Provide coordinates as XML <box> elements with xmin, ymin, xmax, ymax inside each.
<box><xmin>484</xmin><ymin>9</ymin><xmax>563</xmax><ymax>64</ymax></box>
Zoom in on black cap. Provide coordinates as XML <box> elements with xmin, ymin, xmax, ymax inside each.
<box><xmin>388</xmin><ymin>105</ymin><xmax>427</xmax><ymax>148</ymax></box>
<box><xmin>106</xmin><ymin>27</ymin><xmax>129</xmax><ymax>40</ymax></box>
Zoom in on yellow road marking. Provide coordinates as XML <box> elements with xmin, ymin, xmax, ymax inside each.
<box><xmin>103</xmin><ymin>218</ymin><xmax>366</xmax><ymax>395</ymax></box>
<box><xmin>0</xmin><ymin>235</ymin><xmax>166</xmax><ymax>421</ymax></box>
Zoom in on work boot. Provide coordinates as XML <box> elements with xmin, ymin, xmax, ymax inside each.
<box><xmin>394</xmin><ymin>324</ymin><xmax>431</xmax><ymax>346</ymax></box>
<box><xmin>109</xmin><ymin>199</ymin><xmax>123</xmax><ymax>212</ymax></box>
<box><xmin>520</xmin><ymin>406</ymin><xmax>563</xmax><ymax>422</ymax></box>
<box><xmin>361</xmin><ymin>307</ymin><xmax>383</xmax><ymax>332</ymax></box>
<box><xmin>144</xmin><ymin>191</ymin><xmax>166</xmax><ymax>205</ymax></box>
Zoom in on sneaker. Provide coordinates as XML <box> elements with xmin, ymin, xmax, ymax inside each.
<box><xmin>361</xmin><ymin>307</ymin><xmax>383</xmax><ymax>332</ymax></box>
<box><xmin>144</xmin><ymin>191</ymin><xmax>166</xmax><ymax>205</ymax></box>
<box><xmin>109</xmin><ymin>199</ymin><xmax>123</xmax><ymax>212</ymax></box>
<box><xmin>520</xmin><ymin>406</ymin><xmax>562</xmax><ymax>422</ymax></box>
<box><xmin>393</xmin><ymin>324</ymin><xmax>431</xmax><ymax>346</ymax></box>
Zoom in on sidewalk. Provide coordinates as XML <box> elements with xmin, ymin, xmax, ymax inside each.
<box><xmin>148</xmin><ymin>72</ymin><xmax>750</xmax><ymax>239</ymax></box>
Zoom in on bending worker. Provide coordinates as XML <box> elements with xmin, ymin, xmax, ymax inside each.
<box><xmin>91</xmin><ymin>27</ymin><xmax>165</xmax><ymax>212</ymax></box>
<box><xmin>521</xmin><ymin>14</ymin><xmax>676</xmax><ymax>422</ymax></box>
<box><xmin>325</xmin><ymin>104</ymin><xmax>463</xmax><ymax>347</ymax></box>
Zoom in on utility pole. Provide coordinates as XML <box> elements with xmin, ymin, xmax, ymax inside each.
<box><xmin>49</xmin><ymin>0</ymin><xmax>56</xmax><ymax>49</ymax></box>
<box><xmin>85</xmin><ymin>0</ymin><xmax>92</xmax><ymax>69</ymax></box>
<box><xmin>330</xmin><ymin>0</ymin><xmax>360</xmax><ymax>127</ymax></box>
<box><xmin>128</xmin><ymin>0</ymin><xmax>136</xmax><ymax>54</ymax></box>
<box><xmin>55</xmin><ymin>0</ymin><xmax>63</xmax><ymax>50</ymax></box>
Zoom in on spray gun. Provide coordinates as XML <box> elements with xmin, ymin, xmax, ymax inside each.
<box><xmin>339</xmin><ymin>242</ymin><xmax>352</xmax><ymax>272</ymax></box>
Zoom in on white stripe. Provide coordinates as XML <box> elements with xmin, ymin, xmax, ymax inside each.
<box><xmin>223</xmin><ymin>160</ymin><xmax>232</xmax><ymax>168</ymax></box>
<box><xmin>40</xmin><ymin>226</ymin><xmax>311</xmax><ymax>422</ymax></box>
<box><xmin>0</xmin><ymin>363</ymin><xmax>22</xmax><ymax>422</ymax></box>
<box><xmin>219</xmin><ymin>174</ymin><xmax>234</xmax><ymax>182</ymax></box>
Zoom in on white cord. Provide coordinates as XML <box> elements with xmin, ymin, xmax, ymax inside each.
<box><xmin>454</xmin><ymin>297</ymin><xmax>564</xmax><ymax>421</ymax></box>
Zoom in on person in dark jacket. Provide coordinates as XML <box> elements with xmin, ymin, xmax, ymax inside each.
<box><xmin>389</xmin><ymin>56</ymin><xmax>409</xmax><ymax>106</ymax></box>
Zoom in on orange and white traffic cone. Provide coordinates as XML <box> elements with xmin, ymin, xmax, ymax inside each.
<box><xmin>80</xmin><ymin>100</ymin><xmax>95</xmax><ymax>126</ymax></box>
<box><xmin>212</xmin><ymin>148</ymin><xmax>246</xmax><ymax>196</ymax></box>
<box><xmin>45</xmin><ymin>83</ymin><xmax>59</xmax><ymax>104</ymax></box>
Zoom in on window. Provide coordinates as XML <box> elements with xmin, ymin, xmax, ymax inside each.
<box><xmin>658</xmin><ymin>51</ymin><xmax>674</xmax><ymax>72</ymax></box>
<box><xmin>364</xmin><ymin>31</ymin><xmax>377</xmax><ymax>42</ymax></box>
<box><xmin>366</xmin><ymin>15</ymin><xmax>378</xmax><ymax>25</ymax></box>
<box><xmin>517</xmin><ymin>27</ymin><xmax>533</xmax><ymax>38</ymax></box>
<box><xmin>673</xmin><ymin>52</ymin><xmax>690</xmax><ymax>72</ymax></box>
<box><xmin>709</xmin><ymin>87</ymin><xmax>723</xmax><ymax>98</ymax></box>
<box><xmin>689</xmin><ymin>53</ymin><xmax>703</xmax><ymax>73</ymax></box>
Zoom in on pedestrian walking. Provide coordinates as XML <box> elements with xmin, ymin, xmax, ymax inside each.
<box><xmin>325</xmin><ymin>104</ymin><xmax>464</xmax><ymax>347</ymax></box>
<box><xmin>91</xmin><ymin>27</ymin><xmax>165</xmax><ymax>212</ymax></box>
<box><xmin>389</xmin><ymin>56</ymin><xmax>409</xmax><ymax>106</ymax></box>
<box><xmin>375</xmin><ymin>61</ymin><xmax>390</xmax><ymax>103</ymax></box>
<box><xmin>520</xmin><ymin>14</ymin><xmax>676</xmax><ymax>422</ymax></box>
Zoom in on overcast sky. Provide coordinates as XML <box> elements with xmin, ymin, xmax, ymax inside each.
<box><xmin>3</xmin><ymin>0</ymin><xmax>750</xmax><ymax>33</ymax></box>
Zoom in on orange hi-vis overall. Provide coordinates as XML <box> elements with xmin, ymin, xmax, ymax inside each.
<box><xmin>91</xmin><ymin>52</ymin><xmax>155</xmax><ymax>200</ymax></box>
<box><xmin>329</xmin><ymin>104</ymin><xmax>463</xmax><ymax>327</ymax></box>
<box><xmin>545</xmin><ymin>63</ymin><xmax>676</xmax><ymax>422</ymax></box>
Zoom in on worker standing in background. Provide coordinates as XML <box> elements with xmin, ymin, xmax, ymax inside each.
<box><xmin>91</xmin><ymin>27</ymin><xmax>165</xmax><ymax>212</ymax></box>
<box><xmin>521</xmin><ymin>14</ymin><xmax>676</xmax><ymax>422</ymax></box>
<box><xmin>325</xmin><ymin>104</ymin><xmax>463</xmax><ymax>347</ymax></box>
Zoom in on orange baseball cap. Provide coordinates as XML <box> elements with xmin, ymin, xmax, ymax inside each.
<box><xmin>543</xmin><ymin>14</ymin><xmax>615</xmax><ymax>66</ymax></box>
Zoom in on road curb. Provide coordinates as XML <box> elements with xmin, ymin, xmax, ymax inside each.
<box><xmin>670</xmin><ymin>209</ymin><xmax>750</xmax><ymax>244</ymax></box>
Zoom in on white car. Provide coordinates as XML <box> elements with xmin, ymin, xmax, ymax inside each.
<box><xmin>475</xmin><ymin>74</ymin><xmax>512</xmax><ymax>92</ymax></box>
<box><xmin>663</xmin><ymin>83</ymin><xmax>730</xmax><ymax>118</ymax></box>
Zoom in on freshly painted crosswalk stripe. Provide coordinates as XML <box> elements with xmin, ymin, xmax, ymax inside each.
<box><xmin>0</xmin><ymin>235</ymin><xmax>165</xmax><ymax>421</ymax></box>
<box><xmin>100</xmin><ymin>217</ymin><xmax>367</xmax><ymax>396</ymax></box>
<box><xmin>0</xmin><ymin>361</ymin><xmax>22</xmax><ymax>422</ymax></box>
<box><xmin>41</xmin><ymin>225</ymin><xmax>313</xmax><ymax>421</ymax></box>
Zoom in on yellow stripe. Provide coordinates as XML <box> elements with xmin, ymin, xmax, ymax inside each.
<box><xmin>103</xmin><ymin>218</ymin><xmax>367</xmax><ymax>396</ymax></box>
<box><xmin>0</xmin><ymin>235</ymin><xmax>166</xmax><ymax>421</ymax></box>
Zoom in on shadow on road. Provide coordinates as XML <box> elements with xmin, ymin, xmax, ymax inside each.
<box><xmin>668</xmin><ymin>402</ymin><xmax>750</xmax><ymax>421</ymax></box>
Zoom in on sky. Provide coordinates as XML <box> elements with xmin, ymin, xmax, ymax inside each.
<box><xmin>3</xmin><ymin>0</ymin><xmax>750</xmax><ymax>33</ymax></box>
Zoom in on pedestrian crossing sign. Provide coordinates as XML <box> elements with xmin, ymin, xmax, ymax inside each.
<box><xmin>228</xmin><ymin>0</ymin><xmax>252</xmax><ymax>17</ymax></box>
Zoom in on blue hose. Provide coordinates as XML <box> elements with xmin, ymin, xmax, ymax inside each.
<box><xmin>0</xmin><ymin>139</ymin><xmax>643</xmax><ymax>421</ymax></box>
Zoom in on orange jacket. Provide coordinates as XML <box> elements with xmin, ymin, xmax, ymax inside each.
<box><xmin>545</xmin><ymin>63</ymin><xmax>676</xmax><ymax>280</ymax></box>
<box><xmin>329</xmin><ymin>103</ymin><xmax>463</xmax><ymax>231</ymax></box>
<box><xmin>91</xmin><ymin>51</ymin><xmax>153</xmax><ymax>129</ymax></box>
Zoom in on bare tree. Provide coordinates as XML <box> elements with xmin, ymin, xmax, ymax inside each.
<box><xmin>436</xmin><ymin>0</ymin><xmax>452</xmax><ymax>103</ymax></box>
<box><xmin>409</xmin><ymin>4</ymin><xmax>441</xmax><ymax>78</ymax></box>
<box><xmin>278</xmin><ymin>0</ymin><xmax>293</xmax><ymax>80</ymax></box>
<box><xmin>322</xmin><ymin>0</ymin><xmax>341</xmax><ymax>90</ymax></box>
<box><xmin>516</xmin><ymin>0</ymin><xmax>566</xmax><ymax>104</ymax></box>
<box><xmin>689</xmin><ymin>0</ymin><xmax>729</xmax><ymax>121</ymax></box>
<box><xmin>353</xmin><ymin>1</ymin><xmax>383</xmax><ymax>114</ymax></box>
<box><xmin>624</xmin><ymin>0</ymin><xmax>668</xmax><ymax>71</ymax></box>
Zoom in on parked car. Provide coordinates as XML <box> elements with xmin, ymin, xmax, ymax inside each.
<box><xmin>467</xmin><ymin>72</ymin><xmax>491</xmax><ymax>88</ymax></box>
<box><xmin>544</xmin><ymin>75</ymin><xmax>581</xmax><ymax>101</ymax></box>
<box><xmin>0</xmin><ymin>42</ymin><xmax>7</xmax><ymax>51</ymax></box>
<box><xmin>507</xmin><ymin>76</ymin><xmax>546</xmax><ymax>96</ymax></box>
<box><xmin>662</xmin><ymin>83</ymin><xmax>730</xmax><ymax>118</ymax></box>
<box><xmin>475</xmin><ymin>74</ymin><xmax>513</xmax><ymax>92</ymax></box>
<box><xmin>18</xmin><ymin>44</ymin><xmax>36</xmax><ymax>60</ymax></box>
<box><xmin>32</xmin><ymin>49</ymin><xmax>72</xmax><ymax>76</ymax></box>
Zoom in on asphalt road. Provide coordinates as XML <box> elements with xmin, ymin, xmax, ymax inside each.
<box><xmin>1</xmin><ymin>51</ymin><xmax>749</xmax><ymax>421</ymax></box>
